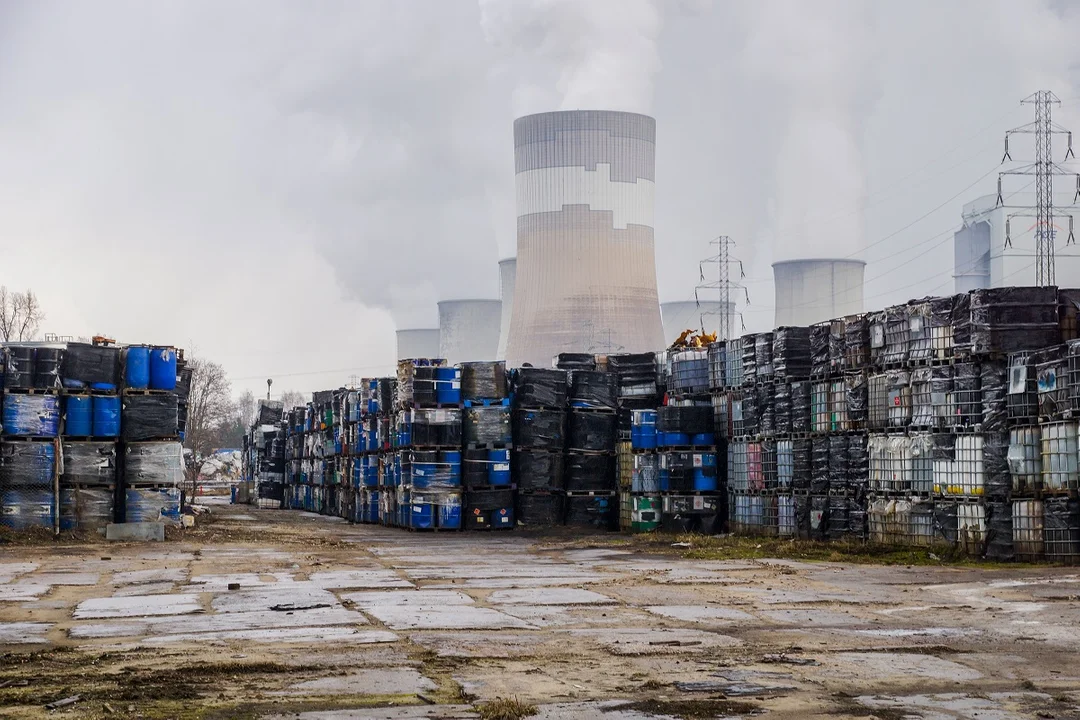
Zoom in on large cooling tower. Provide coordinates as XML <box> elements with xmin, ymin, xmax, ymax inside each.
<box><xmin>660</xmin><ymin>301</ymin><xmax>735</xmax><ymax>346</ymax></box>
<box><xmin>396</xmin><ymin>329</ymin><xmax>440</xmax><ymax>360</ymax></box>
<box><xmin>496</xmin><ymin>257</ymin><xmax>516</xmax><ymax>361</ymax></box>
<box><xmin>438</xmin><ymin>299</ymin><xmax>502</xmax><ymax>365</ymax></box>
<box><xmin>773</xmin><ymin>259</ymin><xmax>866</xmax><ymax>326</ymax></box>
<box><xmin>504</xmin><ymin>111</ymin><xmax>665</xmax><ymax>367</ymax></box>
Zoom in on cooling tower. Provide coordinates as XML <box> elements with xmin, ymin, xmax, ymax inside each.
<box><xmin>396</xmin><ymin>329</ymin><xmax>440</xmax><ymax>361</ymax></box>
<box><xmin>660</xmin><ymin>301</ymin><xmax>735</xmax><ymax>346</ymax></box>
<box><xmin>504</xmin><ymin>111</ymin><xmax>665</xmax><ymax>367</ymax></box>
<box><xmin>773</xmin><ymin>259</ymin><xmax>866</xmax><ymax>327</ymax></box>
<box><xmin>438</xmin><ymin>299</ymin><xmax>502</xmax><ymax>365</ymax></box>
<box><xmin>496</xmin><ymin>257</ymin><xmax>516</xmax><ymax>361</ymax></box>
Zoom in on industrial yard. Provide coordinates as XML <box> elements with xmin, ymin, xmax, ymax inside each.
<box><xmin>2</xmin><ymin>502</ymin><xmax>1079</xmax><ymax>719</ymax></box>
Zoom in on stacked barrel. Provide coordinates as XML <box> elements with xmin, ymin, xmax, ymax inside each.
<box><xmin>564</xmin><ymin>368</ymin><xmax>619</xmax><ymax>529</ymax></box>
<box><xmin>609</xmin><ymin>353</ymin><xmax>661</xmax><ymax>532</ymax></box>
<box><xmin>461</xmin><ymin>362</ymin><xmax>513</xmax><ymax>530</ymax></box>
<box><xmin>513</xmin><ymin>368</ymin><xmax>569</xmax><ymax>527</ymax></box>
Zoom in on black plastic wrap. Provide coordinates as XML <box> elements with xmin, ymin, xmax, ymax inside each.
<box><xmin>411</xmin><ymin>408</ymin><xmax>463</xmax><ymax>447</ymax></box>
<box><xmin>848</xmin><ymin>497</ymin><xmax>867</xmax><ymax>539</ymax></box>
<box><xmin>984</xmin><ymin>430</ymin><xmax>1011</xmax><ymax>499</ymax></box>
<box><xmin>175</xmin><ymin>366</ymin><xmax>193</xmax><ymax>401</ymax></box>
<box><xmin>33</xmin><ymin>348</ymin><xmax>62</xmax><ymax>390</ymax></box>
<box><xmin>970</xmin><ymin>287</ymin><xmax>1061</xmax><ymax>355</ymax></box>
<box><xmin>980</xmin><ymin>358</ymin><xmax>1008</xmax><ymax>432</ymax></box>
<box><xmin>773</xmin><ymin>327</ymin><xmax>812</xmax><ymax>380</ymax></box>
<box><xmin>121</xmin><ymin>394</ymin><xmax>178</xmax><ymax>441</ymax></box>
<box><xmin>984</xmin><ymin>500</ymin><xmax>1014</xmax><ymax>561</ymax></box>
<box><xmin>953</xmin><ymin>362</ymin><xmax>981</xmax><ymax>428</ymax></box>
<box><xmin>258</xmin><ymin>400</ymin><xmax>284</xmax><ymax>425</ymax></box>
<box><xmin>463</xmin><ymin>406</ymin><xmax>512</xmax><ymax>447</ymax></box>
<box><xmin>844</xmin><ymin>314</ymin><xmax>871</xmax><ymax>370</ymax></box>
<box><xmin>741</xmin><ymin>335</ymin><xmax>757</xmax><ymax>384</ymax></box>
<box><xmin>742</xmin><ymin>390</ymin><xmax>759</xmax><ymax>437</ymax></box>
<box><xmin>791</xmin><ymin>381</ymin><xmax>811</xmax><ymax>433</ymax></box>
<box><xmin>517</xmin><ymin>492</ymin><xmax>564</xmax><ymax>526</ymax></box>
<box><xmin>563</xmin><ymin>494</ymin><xmax>616</xmax><ymax>530</ymax></box>
<box><xmin>930</xmin><ymin>295</ymin><xmax>955</xmax><ymax>350</ymax></box>
<box><xmin>774</xmin><ymin>383</ymin><xmax>792</xmax><ymax>434</ymax></box>
<box><xmin>757</xmin><ymin>384</ymin><xmax>775</xmax><ymax>436</ymax></box>
<box><xmin>462</xmin><ymin>449</ymin><xmax>489</xmax><ymax>488</ymax></box>
<box><xmin>933</xmin><ymin>500</ymin><xmax>959</xmax><ymax>545</ymax></box>
<box><xmin>464</xmin><ymin>488</ymin><xmax>515</xmax><ymax>529</ymax></box>
<box><xmin>61</xmin><ymin>343</ymin><xmax>120</xmax><ymax>386</ymax></box>
<box><xmin>61</xmin><ymin>441</ymin><xmax>117</xmax><ymax>486</ymax></box>
<box><xmin>1043</xmin><ymin>497</ymin><xmax>1080</xmax><ymax>560</ymax></box>
<box><xmin>794</xmin><ymin>493</ymin><xmax>812</xmax><ymax>539</ymax></box>
<box><xmin>512</xmin><ymin>409</ymin><xmax>565</xmax><ymax>449</ymax></box>
<box><xmin>845</xmin><ymin>371</ymin><xmax>868</xmax><ymax>427</ymax></box>
<box><xmin>656</xmin><ymin>405</ymin><xmax>713</xmax><ymax>436</ymax></box>
<box><xmin>565</xmin><ymin>452</ymin><xmax>616</xmax><ymax>492</ymax></box>
<box><xmin>792</xmin><ymin>438</ymin><xmax>811</xmax><ymax>491</ymax></box>
<box><xmin>670</xmin><ymin>350</ymin><xmax>710</xmax><ymax>395</ymax></box>
<box><xmin>3</xmin><ymin>347</ymin><xmax>33</xmax><ymax>389</ymax></box>
<box><xmin>557</xmin><ymin>353</ymin><xmax>597</xmax><ymax>371</ymax></box>
<box><xmin>376</xmin><ymin>378</ymin><xmax>396</xmax><ymax>414</ymax></box>
<box><xmin>123</xmin><ymin>441</ymin><xmax>184</xmax><ymax>486</ymax></box>
<box><xmin>754</xmin><ymin>332</ymin><xmax>774</xmax><ymax>379</ymax></box>
<box><xmin>811</xmin><ymin>438</ymin><xmax>830</xmax><ymax>494</ymax></box>
<box><xmin>513</xmin><ymin>450</ymin><xmax>564</xmax><ymax>491</ymax></box>
<box><xmin>567</xmin><ymin>411</ymin><xmax>617</xmax><ymax>452</ymax></box>
<box><xmin>0</xmin><ymin>441</ymin><xmax>55</xmax><ymax>488</ymax></box>
<box><xmin>608</xmin><ymin>353</ymin><xmax>659</xmax><ymax>401</ymax></box>
<box><xmin>847</xmin><ymin>433</ymin><xmax>869</xmax><ymax>491</ymax></box>
<box><xmin>810</xmin><ymin>324</ymin><xmax>830</xmax><ymax>376</ymax></box>
<box><xmin>811</xmin><ymin>495</ymin><xmax>830</xmax><ymax>540</ymax></box>
<box><xmin>461</xmin><ymin>362</ymin><xmax>508</xmax><ymax>401</ymax></box>
<box><xmin>569</xmin><ymin>371</ymin><xmax>617</xmax><ymax>409</ymax></box>
<box><xmin>829</xmin><ymin>435</ymin><xmax>849</xmax><ymax>491</ymax></box>
<box><xmin>828</xmin><ymin>495</ymin><xmax>850</xmax><ymax>539</ymax></box>
<box><xmin>513</xmin><ymin>368</ymin><xmax>568</xmax><ymax>409</ymax></box>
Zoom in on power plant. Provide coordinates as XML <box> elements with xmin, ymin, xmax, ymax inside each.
<box><xmin>496</xmin><ymin>257</ymin><xmax>516</xmax><ymax>361</ymax></box>
<box><xmin>503</xmin><ymin>111</ymin><xmax>665</xmax><ymax>367</ymax></box>
<box><xmin>395</xmin><ymin>328</ymin><xmax>440</xmax><ymax>361</ymax></box>
<box><xmin>660</xmin><ymin>301</ymin><xmax>733</xmax><ymax>346</ymax></box>
<box><xmin>772</xmin><ymin>258</ymin><xmax>866</xmax><ymax>327</ymax></box>
<box><xmin>437</xmin><ymin>299</ymin><xmax>501</xmax><ymax>365</ymax></box>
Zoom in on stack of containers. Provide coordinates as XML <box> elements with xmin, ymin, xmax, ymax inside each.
<box><xmin>609</xmin><ymin>353</ymin><xmax>660</xmax><ymax>531</ymax></box>
<box><xmin>120</xmin><ymin>345</ymin><xmax>183</xmax><ymax>525</ymax></box>
<box><xmin>395</xmin><ymin>359</ymin><xmax>462</xmax><ymax>530</ymax></box>
<box><xmin>374</xmin><ymin>376</ymin><xmax>396</xmax><ymax>523</ymax></box>
<box><xmin>1</xmin><ymin>345</ymin><xmax>63</xmax><ymax>531</ymax></box>
<box><xmin>662</xmin><ymin>348</ymin><xmax>721</xmax><ymax>533</ymax></box>
<box><xmin>512</xmin><ymin>367</ymin><xmax>568</xmax><ymax>528</ymax></box>
<box><xmin>349</xmin><ymin>380</ymin><xmax>383</xmax><ymax>524</ymax></box>
<box><xmin>460</xmin><ymin>361</ymin><xmax>510</xmax><ymax>530</ymax></box>
<box><xmin>565</xmin><ymin>369</ymin><xmax>618</xmax><ymax>530</ymax></box>
<box><xmin>244</xmin><ymin>401</ymin><xmax>286</xmax><ymax>510</ymax></box>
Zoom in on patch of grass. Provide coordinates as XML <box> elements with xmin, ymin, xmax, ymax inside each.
<box><xmin>612</xmin><ymin>699</ymin><xmax>759</xmax><ymax>719</ymax></box>
<box><xmin>475</xmin><ymin>697</ymin><xmax>538</xmax><ymax>720</ymax></box>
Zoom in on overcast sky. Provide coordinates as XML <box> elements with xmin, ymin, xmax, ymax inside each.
<box><xmin>2</xmin><ymin>0</ymin><xmax>1079</xmax><ymax>400</ymax></box>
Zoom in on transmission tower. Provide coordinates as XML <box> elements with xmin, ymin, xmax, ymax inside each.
<box><xmin>996</xmin><ymin>90</ymin><xmax>1079</xmax><ymax>286</ymax></box>
<box><xmin>696</xmin><ymin>236</ymin><xmax>748</xmax><ymax>341</ymax></box>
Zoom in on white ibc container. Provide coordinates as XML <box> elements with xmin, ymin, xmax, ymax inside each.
<box><xmin>1039</xmin><ymin>421</ymin><xmax>1078</xmax><ymax>491</ymax></box>
<box><xmin>934</xmin><ymin>434</ymin><xmax>984</xmax><ymax>496</ymax></box>
<box><xmin>1013</xmin><ymin>499</ymin><xmax>1045</xmax><ymax>560</ymax></box>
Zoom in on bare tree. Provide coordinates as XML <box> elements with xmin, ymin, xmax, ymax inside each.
<box><xmin>236</xmin><ymin>389</ymin><xmax>258</xmax><ymax>431</ymax></box>
<box><xmin>184</xmin><ymin>357</ymin><xmax>235</xmax><ymax>500</ymax></box>
<box><xmin>0</xmin><ymin>287</ymin><xmax>44</xmax><ymax>342</ymax></box>
<box><xmin>280</xmin><ymin>390</ymin><xmax>307</xmax><ymax>410</ymax></box>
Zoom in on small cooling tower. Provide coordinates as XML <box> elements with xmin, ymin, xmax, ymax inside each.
<box><xmin>660</xmin><ymin>301</ymin><xmax>734</xmax><ymax>346</ymax></box>
<box><xmin>773</xmin><ymin>258</ymin><xmax>866</xmax><ymax>326</ymax></box>
<box><xmin>504</xmin><ymin>110</ymin><xmax>665</xmax><ymax>366</ymax></box>
<box><xmin>438</xmin><ymin>299</ymin><xmax>502</xmax><ymax>364</ymax></box>
<box><xmin>496</xmin><ymin>257</ymin><xmax>516</xmax><ymax>361</ymax></box>
<box><xmin>396</xmin><ymin>329</ymin><xmax>440</xmax><ymax>360</ymax></box>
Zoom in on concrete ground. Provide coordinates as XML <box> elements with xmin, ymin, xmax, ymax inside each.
<box><xmin>1</xmin><ymin>504</ymin><xmax>1079</xmax><ymax>719</ymax></box>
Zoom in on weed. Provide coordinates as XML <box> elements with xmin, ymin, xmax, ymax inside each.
<box><xmin>474</xmin><ymin>697</ymin><xmax>538</xmax><ymax>720</ymax></box>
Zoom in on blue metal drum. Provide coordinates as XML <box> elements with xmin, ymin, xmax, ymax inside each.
<box><xmin>440</xmin><ymin>492</ymin><xmax>463</xmax><ymax>529</ymax></box>
<box><xmin>124</xmin><ymin>346</ymin><xmax>150</xmax><ymax>389</ymax></box>
<box><xmin>487</xmin><ymin>449</ymin><xmax>511</xmax><ymax>486</ymax></box>
<box><xmin>435</xmin><ymin>367</ymin><xmax>461</xmax><ymax>405</ymax></box>
<box><xmin>693</xmin><ymin>452</ymin><xmax>719</xmax><ymax>492</ymax></box>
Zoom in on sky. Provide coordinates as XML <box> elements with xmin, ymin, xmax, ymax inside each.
<box><xmin>2</xmin><ymin>0</ymin><xmax>1079</xmax><ymax>400</ymax></box>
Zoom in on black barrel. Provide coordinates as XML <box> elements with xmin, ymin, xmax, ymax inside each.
<box><xmin>121</xmin><ymin>394</ymin><xmax>179</xmax><ymax>441</ymax></box>
<box><xmin>567</xmin><ymin>411</ymin><xmax>617</xmax><ymax>452</ymax></box>
<box><xmin>513</xmin><ymin>450</ymin><xmax>564</xmax><ymax>492</ymax></box>
<box><xmin>4</xmin><ymin>347</ymin><xmax>34</xmax><ymax>389</ymax></box>
<box><xmin>512</xmin><ymin>368</ymin><xmax>568</xmax><ymax>408</ymax></box>
<box><xmin>60</xmin><ymin>342</ymin><xmax>119</xmax><ymax>386</ymax></box>
<box><xmin>563</xmin><ymin>494</ymin><xmax>615</xmax><ymax>530</ymax></box>
<box><xmin>569</xmin><ymin>371</ymin><xmax>616</xmax><ymax>409</ymax></box>
<box><xmin>512</xmin><ymin>408</ymin><xmax>565</xmax><ymax>449</ymax></box>
<box><xmin>517</xmin><ymin>492</ymin><xmax>564</xmax><ymax>527</ymax></box>
<box><xmin>564</xmin><ymin>452</ymin><xmax>616</xmax><ymax>493</ymax></box>
<box><xmin>412</xmin><ymin>367</ymin><xmax>438</xmax><ymax>406</ymax></box>
<box><xmin>33</xmin><ymin>348</ymin><xmax>63</xmax><ymax>390</ymax></box>
<box><xmin>556</xmin><ymin>353</ymin><xmax>596</xmax><ymax>371</ymax></box>
<box><xmin>462</xmin><ymin>449</ymin><xmax>489</xmax><ymax>489</ymax></box>
<box><xmin>461</xmin><ymin>362</ymin><xmax>508</xmax><ymax>401</ymax></box>
<box><xmin>464</xmin><ymin>488</ymin><xmax>515</xmax><ymax>529</ymax></box>
<box><xmin>656</xmin><ymin>405</ymin><xmax>713</xmax><ymax>436</ymax></box>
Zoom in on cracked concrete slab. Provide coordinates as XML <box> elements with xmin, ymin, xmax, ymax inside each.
<box><xmin>644</xmin><ymin>605</ymin><xmax>756</xmax><ymax>623</ymax></box>
<box><xmin>486</xmin><ymin>588</ymin><xmax>614</xmax><ymax>605</ymax></box>
<box><xmin>276</xmin><ymin>668</ymin><xmax>436</xmax><ymax>696</ymax></box>
<box><xmin>73</xmin><ymin>593</ymin><xmax>203</xmax><ymax>619</ymax></box>
<box><xmin>0</xmin><ymin>621</ymin><xmax>51</xmax><ymax>644</ymax></box>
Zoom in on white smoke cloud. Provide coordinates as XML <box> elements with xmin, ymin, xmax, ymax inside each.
<box><xmin>479</xmin><ymin>0</ymin><xmax>665</xmax><ymax>115</ymax></box>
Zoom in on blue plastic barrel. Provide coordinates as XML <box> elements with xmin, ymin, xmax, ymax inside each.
<box><xmin>488</xmin><ymin>449</ymin><xmax>511</xmax><ymax>486</ymax></box>
<box><xmin>441</xmin><ymin>450</ymin><xmax>462</xmax><ymax>487</ymax></box>
<box><xmin>124</xmin><ymin>346</ymin><xmax>150</xmax><ymax>389</ymax></box>
<box><xmin>64</xmin><ymin>396</ymin><xmax>93</xmax><ymax>436</ymax></box>
<box><xmin>692</xmin><ymin>433</ymin><xmax>715</xmax><ymax>447</ymax></box>
<box><xmin>124</xmin><ymin>486</ymin><xmax>181</xmax><ymax>523</ymax></box>
<box><xmin>352</xmin><ymin>461</ymin><xmax>362</xmax><ymax>489</ymax></box>
<box><xmin>93</xmin><ymin>395</ymin><xmax>121</xmax><ymax>437</ymax></box>
<box><xmin>659</xmin><ymin>468</ymin><xmax>671</xmax><ymax>492</ymax></box>
<box><xmin>440</xmin><ymin>492</ymin><xmax>462</xmax><ymax>529</ymax></box>
<box><xmin>435</xmin><ymin>367</ymin><xmax>461</xmax><ymax>405</ymax></box>
<box><xmin>411</xmin><ymin>498</ymin><xmax>435</xmax><ymax>529</ymax></box>
<box><xmin>662</xmin><ymin>432</ymin><xmax>690</xmax><ymax>447</ymax></box>
<box><xmin>2</xmin><ymin>394</ymin><xmax>61</xmax><ymax>436</ymax></box>
<box><xmin>632</xmin><ymin>410</ymin><xmax>657</xmax><ymax>449</ymax></box>
<box><xmin>0</xmin><ymin>488</ymin><xmax>55</xmax><ymax>530</ymax></box>
<box><xmin>693</xmin><ymin>453</ymin><xmax>719</xmax><ymax>492</ymax></box>
<box><xmin>148</xmin><ymin>347</ymin><xmax>176</xmax><ymax>390</ymax></box>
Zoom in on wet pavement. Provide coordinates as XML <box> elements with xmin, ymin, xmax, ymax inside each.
<box><xmin>0</xmin><ymin>505</ymin><xmax>1078</xmax><ymax>719</ymax></box>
